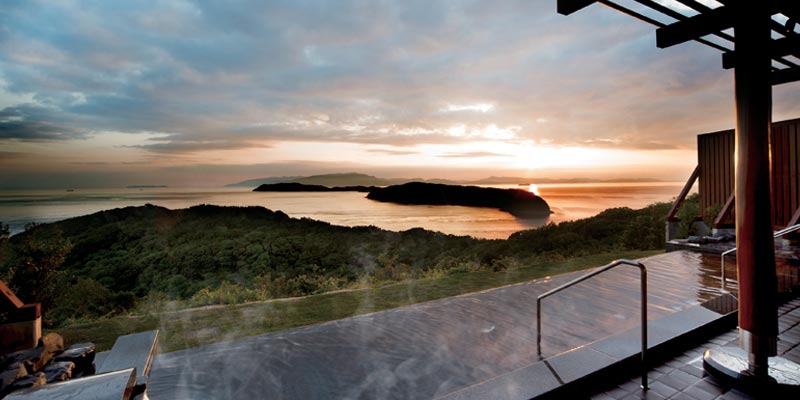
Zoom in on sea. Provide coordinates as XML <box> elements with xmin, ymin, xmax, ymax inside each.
<box><xmin>0</xmin><ymin>182</ymin><xmax>685</xmax><ymax>239</ymax></box>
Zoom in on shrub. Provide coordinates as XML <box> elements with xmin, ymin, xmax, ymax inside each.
<box><xmin>190</xmin><ymin>281</ymin><xmax>259</xmax><ymax>306</ymax></box>
<box><xmin>704</xmin><ymin>203</ymin><xmax>724</xmax><ymax>228</ymax></box>
<box><xmin>676</xmin><ymin>193</ymin><xmax>700</xmax><ymax>238</ymax></box>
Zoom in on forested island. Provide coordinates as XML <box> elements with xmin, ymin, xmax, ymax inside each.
<box><xmin>0</xmin><ymin>201</ymin><xmax>669</xmax><ymax>329</ymax></box>
<box><xmin>367</xmin><ymin>182</ymin><xmax>552</xmax><ymax>218</ymax></box>
<box><xmin>254</xmin><ymin>181</ymin><xmax>552</xmax><ymax>218</ymax></box>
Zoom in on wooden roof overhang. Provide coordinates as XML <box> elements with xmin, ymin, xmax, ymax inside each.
<box><xmin>558</xmin><ymin>0</ymin><xmax>800</xmax><ymax>85</ymax></box>
<box><xmin>556</xmin><ymin>0</ymin><xmax>800</xmax><ymax>379</ymax></box>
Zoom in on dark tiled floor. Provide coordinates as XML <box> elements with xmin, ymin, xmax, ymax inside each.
<box><xmin>590</xmin><ymin>298</ymin><xmax>800</xmax><ymax>400</ymax></box>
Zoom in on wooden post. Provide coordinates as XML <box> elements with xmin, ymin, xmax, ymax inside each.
<box><xmin>713</xmin><ymin>192</ymin><xmax>735</xmax><ymax>228</ymax></box>
<box><xmin>666</xmin><ymin>165</ymin><xmax>700</xmax><ymax>222</ymax></box>
<box><xmin>733</xmin><ymin>3</ymin><xmax>777</xmax><ymax>377</ymax></box>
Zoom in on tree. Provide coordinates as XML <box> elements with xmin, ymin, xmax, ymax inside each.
<box><xmin>7</xmin><ymin>226</ymin><xmax>72</xmax><ymax>317</ymax></box>
<box><xmin>0</xmin><ymin>222</ymin><xmax>10</xmax><ymax>280</ymax></box>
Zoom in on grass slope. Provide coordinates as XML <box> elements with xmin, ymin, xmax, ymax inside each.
<box><xmin>53</xmin><ymin>250</ymin><xmax>660</xmax><ymax>352</ymax></box>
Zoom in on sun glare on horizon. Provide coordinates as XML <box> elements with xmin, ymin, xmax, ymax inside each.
<box><xmin>528</xmin><ymin>183</ymin><xmax>540</xmax><ymax>196</ymax></box>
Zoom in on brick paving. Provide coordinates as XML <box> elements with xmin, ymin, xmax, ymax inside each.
<box><xmin>590</xmin><ymin>297</ymin><xmax>800</xmax><ymax>399</ymax></box>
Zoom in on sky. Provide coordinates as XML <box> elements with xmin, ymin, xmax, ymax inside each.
<box><xmin>1</xmin><ymin>0</ymin><xmax>799</xmax><ymax>189</ymax></box>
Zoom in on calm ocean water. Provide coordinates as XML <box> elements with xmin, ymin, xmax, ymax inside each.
<box><xmin>0</xmin><ymin>182</ymin><xmax>685</xmax><ymax>239</ymax></box>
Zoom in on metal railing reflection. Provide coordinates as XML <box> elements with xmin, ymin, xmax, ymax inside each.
<box><xmin>720</xmin><ymin>224</ymin><xmax>800</xmax><ymax>293</ymax></box>
<box><xmin>536</xmin><ymin>259</ymin><xmax>648</xmax><ymax>390</ymax></box>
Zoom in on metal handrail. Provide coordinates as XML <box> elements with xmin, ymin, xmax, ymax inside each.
<box><xmin>720</xmin><ymin>224</ymin><xmax>800</xmax><ymax>292</ymax></box>
<box><xmin>536</xmin><ymin>259</ymin><xmax>648</xmax><ymax>390</ymax></box>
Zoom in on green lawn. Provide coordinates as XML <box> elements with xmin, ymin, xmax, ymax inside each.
<box><xmin>52</xmin><ymin>249</ymin><xmax>662</xmax><ymax>353</ymax></box>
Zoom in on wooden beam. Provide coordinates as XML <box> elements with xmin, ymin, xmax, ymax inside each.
<box><xmin>722</xmin><ymin>52</ymin><xmax>734</xmax><ymax>69</ymax></box>
<box><xmin>557</xmin><ymin>0</ymin><xmax>598</xmax><ymax>15</ymax></box>
<box><xmin>773</xmin><ymin>36</ymin><xmax>800</xmax><ymax>58</ymax></box>
<box><xmin>776</xmin><ymin>0</ymin><xmax>800</xmax><ymax>20</ymax></box>
<box><xmin>666</xmin><ymin>165</ymin><xmax>699</xmax><ymax>221</ymax></box>
<box><xmin>722</xmin><ymin>37</ymin><xmax>800</xmax><ymax>70</ymax></box>
<box><xmin>714</xmin><ymin>192</ymin><xmax>735</xmax><ymax>227</ymax></box>
<box><xmin>656</xmin><ymin>5</ymin><xmax>734</xmax><ymax>48</ymax></box>
<box><xmin>0</xmin><ymin>279</ymin><xmax>24</xmax><ymax>310</ymax></box>
<box><xmin>609</xmin><ymin>0</ymin><xmax>733</xmax><ymax>53</ymax></box>
<box><xmin>635</xmin><ymin>0</ymin><xmax>687</xmax><ymax>19</ymax></box>
<box><xmin>673</xmin><ymin>0</ymin><xmax>711</xmax><ymax>13</ymax></box>
<box><xmin>600</xmin><ymin>0</ymin><xmax>665</xmax><ymax>27</ymax></box>
<box><xmin>772</xmin><ymin>68</ymin><xmax>800</xmax><ymax>85</ymax></box>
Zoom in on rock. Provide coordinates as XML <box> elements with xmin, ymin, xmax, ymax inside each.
<box><xmin>8</xmin><ymin>372</ymin><xmax>46</xmax><ymax>391</ymax></box>
<box><xmin>1</xmin><ymin>348</ymin><xmax>43</xmax><ymax>374</ymax></box>
<box><xmin>0</xmin><ymin>362</ymin><xmax>28</xmax><ymax>392</ymax></box>
<box><xmin>0</xmin><ymin>333</ymin><xmax>64</xmax><ymax>376</ymax></box>
<box><xmin>31</xmin><ymin>333</ymin><xmax>64</xmax><ymax>371</ymax></box>
<box><xmin>37</xmin><ymin>333</ymin><xmax>64</xmax><ymax>356</ymax></box>
<box><xmin>43</xmin><ymin>361</ymin><xmax>74</xmax><ymax>383</ymax></box>
<box><xmin>1</xmin><ymin>349</ymin><xmax>36</xmax><ymax>370</ymax></box>
<box><xmin>54</xmin><ymin>342</ymin><xmax>95</xmax><ymax>377</ymax></box>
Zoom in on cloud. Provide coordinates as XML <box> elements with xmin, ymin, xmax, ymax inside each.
<box><xmin>69</xmin><ymin>160</ymin><xmax>151</xmax><ymax>166</ymax></box>
<box><xmin>0</xmin><ymin>104</ymin><xmax>87</xmax><ymax>140</ymax></box>
<box><xmin>580</xmin><ymin>138</ymin><xmax>682</xmax><ymax>150</ymax></box>
<box><xmin>0</xmin><ymin>150</ymin><xmax>27</xmax><ymax>159</ymax></box>
<box><xmin>438</xmin><ymin>151</ymin><xmax>506</xmax><ymax>158</ymax></box>
<box><xmin>128</xmin><ymin>133</ymin><xmax>271</xmax><ymax>154</ymax></box>
<box><xmin>366</xmin><ymin>148</ymin><xmax>419</xmax><ymax>156</ymax></box>
<box><xmin>440</xmin><ymin>103</ymin><xmax>494</xmax><ymax>113</ymax></box>
<box><xmin>0</xmin><ymin>0</ymin><xmax>772</xmax><ymax>183</ymax></box>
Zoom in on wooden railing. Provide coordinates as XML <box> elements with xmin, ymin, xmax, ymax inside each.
<box><xmin>666</xmin><ymin>165</ymin><xmax>699</xmax><ymax>222</ymax></box>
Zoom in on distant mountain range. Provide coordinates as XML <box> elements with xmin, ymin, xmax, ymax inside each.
<box><xmin>253</xmin><ymin>182</ymin><xmax>376</xmax><ymax>192</ymax></box>
<box><xmin>226</xmin><ymin>172</ymin><xmax>661</xmax><ymax>188</ymax></box>
<box><xmin>225</xmin><ymin>176</ymin><xmax>304</xmax><ymax>187</ymax></box>
<box><xmin>226</xmin><ymin>173</ymin><xmax>451</xmax><ymax>187</ymax></box>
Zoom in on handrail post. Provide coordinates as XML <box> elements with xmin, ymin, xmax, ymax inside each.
<box><xmin>720</xmin><ymin>248</ymin><xmax>736</xmax><ymax>294</ymax></box>
<box><xmin>536</xmin><ymin>298</ymin><xmax>542</xmax><ymax>358</ymax></box>
<box><xmin>640</xmin><ymin>266</ymin><xmax>648</xmax><ymax>390</ymax></box>
<box><xmin>722</xmin><ymin>255</ymin><xmax>726</xmax><ymax>293</ymax></box>
<box><xmin>535</xmin><ymin>259</ymin><xmax>648</xmax><ymax>390</ymax></box>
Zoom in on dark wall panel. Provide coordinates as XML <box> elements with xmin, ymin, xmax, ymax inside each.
<box><xmin>697</xmin><ymin>118</ymin><xmax>800</xmax><ymax>229</ymax></box>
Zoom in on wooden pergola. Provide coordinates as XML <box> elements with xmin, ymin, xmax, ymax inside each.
<box><xmin>559</xmin><ymin>0</ymin><xmax>800</xmax><ymax>85</ymax></box>
<box><xmin>558</xmin><ymin>0</ymin><xmax>800</xmax><ymax>388</ymax></box>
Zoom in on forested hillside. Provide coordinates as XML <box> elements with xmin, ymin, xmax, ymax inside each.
<box><xmin>0</xmin><ymin>201</ymin><xmax>670</xmax><ymax>326</ymax></box>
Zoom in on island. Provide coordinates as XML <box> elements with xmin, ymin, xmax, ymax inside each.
<box><xmin>126</xmin><ymin>185</ymin><xmax>168</xmax><ymax>189</ymax></box>
<box><xmin>253</xmin><ymin>181</ymin><xmax>552</xmax><ymax>218</ymax></box>
<box><xmin>253</xmin><ymin>182</ymin><xmax>377</xmax><ymax>192</ymax></box>
<box><xmin>367</xmin><ymin>182</ymin><xmax>552</xmax><ymax>218</ymax></box>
